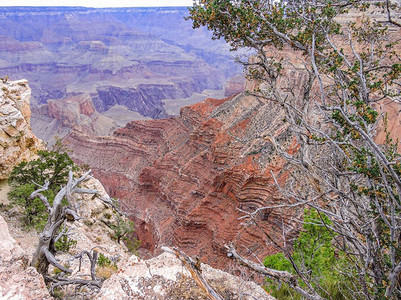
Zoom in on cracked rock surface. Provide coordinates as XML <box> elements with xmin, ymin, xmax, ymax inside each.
<box><xmin>0</xmin><ymin>79</ymin><xmax>44</xmax><ymax>179</ymax></box>
<box><xmin>99</xmin><ymin>252</ymin><xmax>275</xmax><ymax>300</ymax></box>
<box><xmin>0</xmin><ymin>215</ymin><xmax>52</xmax><ymax>300</ymax></box>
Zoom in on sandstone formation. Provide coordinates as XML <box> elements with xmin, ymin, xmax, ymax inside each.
<box><xmin>65</xmin><ymin>93</ymin><xmax>300</xmax><ymax>269</ymax></box>
<box><xmin>0</xmin><ymin>78</ymin><xmax>44</xmax><ymax>179</ymax></box>
<box><xmin>0</xmin><ymin>215</ymin><xmax>52</xmax><ymax>300</ymax></box>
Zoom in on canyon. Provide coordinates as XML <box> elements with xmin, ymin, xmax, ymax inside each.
<box><xmin>0</xmin><ymin>79</ymin><xmax>273</xmax><ymax>299</ymax></box>
<box><xmin>62</xmin><ymin>14</ymin><xmax>401</xmax><ymax>271</ymax></box>
<box><xmin>2</xmin><ymin>4</ymin><xmax>400</xmax><ymax>293</ymax></box>
<box><xmin>65</xmin><ymin>91</ymin><xmax>301</xmax><ymax>269</ymax></box>
<box><xmin>0</xmin><ymin>6</ymin><xmax>243</xmax><ymax>143</ymax></box>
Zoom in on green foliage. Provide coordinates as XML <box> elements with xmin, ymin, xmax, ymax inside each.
<box><xmin>9</xmin><ymin>149</ymin><xmax>76</xmax><ymax>189</ymax></box>
<box><xmin>8</xmin><ymin>148</ymin><xmax>77</xmax><ymax>230</ymax></box>
<box><xmin>110</xmin><ymin>213</ymin><xmax>140</xmax><ymax>253</ymax></box>
<box><xmin>8</xmin><ymin>183</ymin><xmax>48</xmax><ymax>230</ymax></box>
<box><xmin>97</xmin><ymin>253</ymin><xmax>115</xmax><ymax>268</ymax></box>
<box><xmin>123</xmin><ymin>236</ymin><xmax>141</xmax><ymax>254</ymax></box>
<box><xmin>263</xmin><ymin>252</ymin><xmax>292</xmax><ymax>272</ymax></box>
<box><xmin>264</xmin><ymin>209</ymin><xmax>349</xmax><ymax>299</ymax></box>
<box><xmin>54</xmin><ymin>235</ymin><xmax>77</xmax><ymax>253</ymax></box>
<box><xmin>110</xmin><ymin>214</ymin><xmax>134</xmax><ymax>243</ymax></box>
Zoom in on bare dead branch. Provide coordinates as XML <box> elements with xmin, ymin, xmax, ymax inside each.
<box><xmin>225</xmin><ymin>245</ymin><xmax>324</xmax><ymax>300</ymax></box>
<box><xmin>162</xmin><ymin>246</ymin><xmax>224</xmax><ymax>300</ymax></box>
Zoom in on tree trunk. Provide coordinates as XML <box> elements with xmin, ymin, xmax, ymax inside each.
<box><xmin>30</xmin><ymin>171</ymin><xmax>94</xmax><ymax>276</ymax></box>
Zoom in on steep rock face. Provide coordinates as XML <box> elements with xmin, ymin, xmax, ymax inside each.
<box><xmin>224</xmin><ymin>74</ymin><xmax>246</xmax><ymax>97</ymax></box>
<box><xmin>47</xmin><ymin>94</ymin><xmax>96</xmax><ymax>127</ymax></box>
<box><xmin>0</xmin><ymin>215</ymin><xmax>52</xmax><ymax>300</ymax></box>
<box><xmin>0</xmin><ymin>79</ymin><xmax>44</xmax><ymax>179</ymax></box>
<box><xmin>32</xmin><ymin>93</ymin><xmax>119</xmax><ymax>144</ymax></box>
<box><xmin>91</xmin><ymin>85</ymin><xmax>174</xmax><ymax>118</ymax></box>
<box><xmin>374</xmin><ymin>99</ymin><xmax>401</xmax><ymax>152</ymax></box>
<box><xmin>65</xmin><ymin>94</ymin><xmax>299</xmax><ymax>268</ymax></box>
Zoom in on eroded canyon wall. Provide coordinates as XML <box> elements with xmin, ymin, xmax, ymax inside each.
<box><xmin>65</xmin><ymin>93</ymin><xmax>300</xmax><ymax>268</ymax></box>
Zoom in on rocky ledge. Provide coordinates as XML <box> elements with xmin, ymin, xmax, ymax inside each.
<box><xmin>0</xmin><ymin>215</ymin><xmax>52</xmax><ymax>299</ymax></box>
<box><xmin>99</xmin><ymin>250</ymin><xmax>274</xmax><ymax>300</ymax></box>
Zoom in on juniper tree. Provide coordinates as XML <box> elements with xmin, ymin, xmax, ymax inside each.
<box><xmin>8</xmin><ymin>149</ymin><xmax>77</xmax><ymax>229</ymax></box>
<box><xmin>190</xmin><ymin>1</ymin><xmax>401</xmax><ymax>299</ymax></box>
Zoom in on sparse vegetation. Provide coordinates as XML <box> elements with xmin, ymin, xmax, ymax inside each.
<box><xmin>54</xmin><ymin>234</ymin><xmax>77</xmax><ymax>253</ymax></box>
<box><xmin>264</xmin><ymin>209</ymin><xmax>350</xmax><ymax>299</ymax></box>
<box><xmin>97</xmin><ymin>252</ymin><xmax>115</xmax><ymax>268</ymax></box>
<box><xmin>108</xmin><ymin>201</ymin><xmax>140</xmax><ymax>254</ymax></box>
<box><xmin>96</xmin><ymin>253</ymin><xmax>117</xmax><ymax>280</ymax></box>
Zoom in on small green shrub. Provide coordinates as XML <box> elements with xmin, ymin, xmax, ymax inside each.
<box><xmin>8</xmin><ymin>148</ymin><xmax>77</xmax><ymax>231</ymax></box>
<box><xmin>97</xmin><ymin>253</ymin><xmax>115</xmax><ymax>268</ymax></box>
<box><xmin>54</xmin><ymin>235</ymin><xmax>77</xmax><ymax>253</ymax></box>
<box><xmin>264</xmin><ymin>209</ymin><xmax>351</xmax><ymax>299</ymax></box>
<box><xmin>109</xmin><ymin>212</ymin><xmax>140</xmax><ymax>254</ymax></box>
<box><xmin>96</xmin><ymin>253</ymin><xmax>118</xmax><ymax>280</ymax></box>
<box><xmin>109</xmin><ymin>214</ymin><xmax>135</xmax><ymax>244</ymax></box>
<box><xmin>123</xmin><ymin>236</ymin><xmax>141</xmax><ymax>254</ymax></box>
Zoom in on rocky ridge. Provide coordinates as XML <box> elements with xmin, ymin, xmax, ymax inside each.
<box><xmin>0</xmin><ymin>78</ymin><xmax>44</xmax><ymax>179</ymax></box>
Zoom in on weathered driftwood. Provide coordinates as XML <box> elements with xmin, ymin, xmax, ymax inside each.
<box><xmin>162</xmin><ymin>246</ymin><xmax>223</xmax><ymax>300</ymax></box>
<box><xmin>30</xmin><ymin>170</ymin><xmax>96</xmax><ymax>275</ymax></box>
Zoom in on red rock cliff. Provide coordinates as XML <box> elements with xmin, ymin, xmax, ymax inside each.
<box><xmin>65</xmin><ymin>93</ymin><xmax>300</xmax><ymax>268</ymax></box>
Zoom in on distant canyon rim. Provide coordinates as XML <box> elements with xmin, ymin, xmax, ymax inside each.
<box><xmin>0</xmin><ymin>6</ymin><xmax>245</xmax><ymax>144</ymax></box>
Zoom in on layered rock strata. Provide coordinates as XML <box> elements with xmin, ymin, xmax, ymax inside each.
<box><xmin>65</xmin><ymin>93</ymin><xmax>300</xmax><ymax>268</ymax></box>
<box><xmin>0</xmin><ymin>79</ymin><xmax>44</xmax><ymax>179</ymax></box>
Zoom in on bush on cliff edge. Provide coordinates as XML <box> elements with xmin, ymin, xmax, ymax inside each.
<box><xmin>8</xmin><ymin>142</ymin><xmax>77</xmax><ymax>230</ymax></box>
